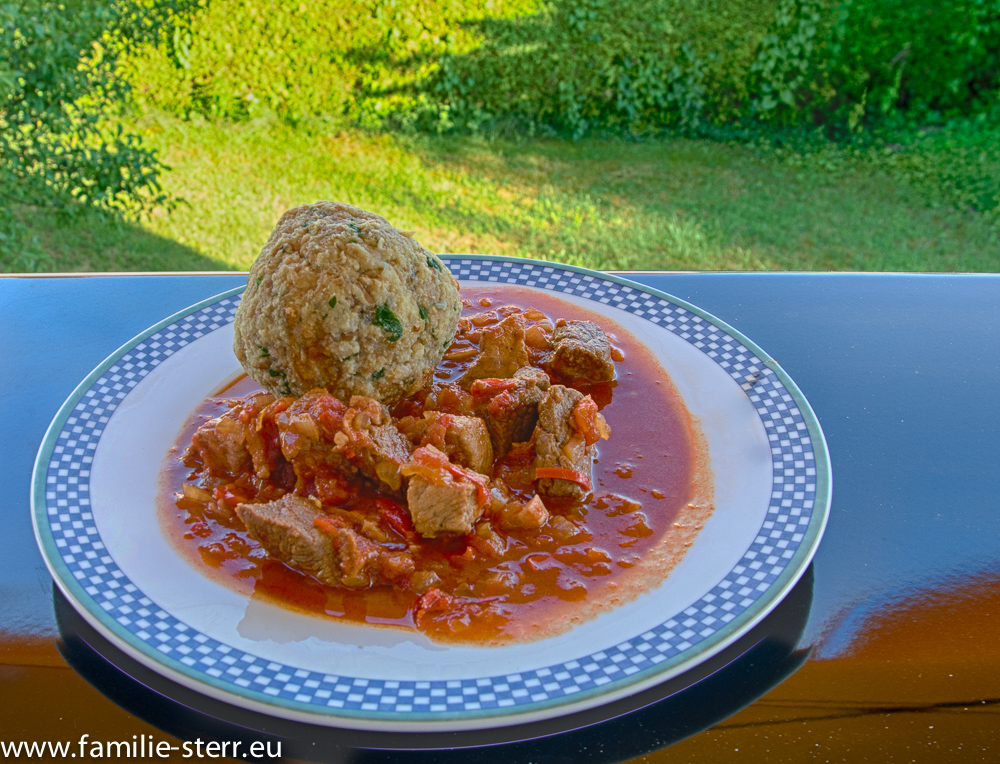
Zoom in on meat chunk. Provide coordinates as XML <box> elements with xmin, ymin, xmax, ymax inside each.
<box><xmin>473</xmin><ymin>365</ymin><xmax>551</xmax><ymax>459</ymax></box>
<box><xmin>277</xmin><ymin>392</ymin><xmax>412</xmax><ymax>493</ymax></box>
<box><xmin>533</xmin><ymin>385</ymin><xmax>598</xmax><ymax>500</ymax></box>
<box><xmin>235</xmin><ymin>493</ymin><xmax>411</xmax><ymax>589</ymax></box>
<box><xmin>460</xmin><ymin>314</ymin><xmax>530</xmax><ymax>384</ymax></box>
<box><xmin>407</xmin><ymin>479</ymin><xmax>482</xmax><ymax>538</ymax></box>
<box><xmin>235</xmin><ymin>494</ymin><xmax>342</xmax><ymax>586</ymax></box>
<box><xmin>187</xmin><ymin>409</ymin><xmax>250</xmax><ymax>475</ymax></box>
<box><xmin>402</xmin><ymin>446</ymin><xmax>490</xmax><ymax>537</ymax></box>
<box><xmin>322</xmin><ymin>513</ymin><xmax>413</xmax><ymax>588</ymax></box>
<box><xmin>550</xmin><ymin>320</ymin><xmax>615</xmax><ymax>382</ymax></box>
<box><xmin>496</xmin><ymin>494</ymin><xmax>550</xmax><ymax>530</ymax></box>
<box><xmin>334</xmin><ymin>397</ymin><xmax>414</xmax><ymax>492</ymax></box>
<box><xmin>512</xmin><ymin>365</ymin><xmax>550</xmax><ymax>389</ymax></box>
<box><xmin>418</xmin><ymin>412</ymin><xmax>494</xmax><ymax>475</ymax></box>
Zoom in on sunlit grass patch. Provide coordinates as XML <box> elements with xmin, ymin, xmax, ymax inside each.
<box><xmin>18</xmin><ymin>113</ymin><xmax>1000</xmax><ymax>273</ymax></box>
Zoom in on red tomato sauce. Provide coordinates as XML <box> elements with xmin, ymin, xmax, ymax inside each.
<box><xmin>159</xmin><ymin>285</ymin><xmax>712</xmax><ymax>644</ymax></box>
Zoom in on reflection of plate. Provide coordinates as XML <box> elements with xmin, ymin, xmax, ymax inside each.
<box><xmin>32</xmin><ymin>257</ymin><xmax>831</xmax><ymax>733</ymax></box>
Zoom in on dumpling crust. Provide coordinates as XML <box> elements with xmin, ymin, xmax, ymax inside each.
<box><xmin>233</xmin><ymin>201</ymin><xmax>461</xmax><ymax>404</ymax></box>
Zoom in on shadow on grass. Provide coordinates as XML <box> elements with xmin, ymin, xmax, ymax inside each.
<box><xmin>391</xmin><ymin>133</ymin><xmax>779</xmax><ymax>270</ymax></box>
<box><xmin>402</xmin><ymin>132</ymin><xmax>1000</xmax><ymax>272</ymax></box>
<box><xmin>6</xmin><ymin>200</ymin><xmax>237</xmax><ymax>273</ymax></box>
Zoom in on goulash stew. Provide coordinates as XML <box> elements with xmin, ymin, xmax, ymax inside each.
<box><xmin>161</xmin><ymin>286</ymin><xmax>712</xmax><ymax>645</ymax></box>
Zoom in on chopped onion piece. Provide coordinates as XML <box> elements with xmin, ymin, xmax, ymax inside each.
<box><xmin>182</xmin><ymin>483</ymin><xmax>213</xmax><ymax>504</ymax></box>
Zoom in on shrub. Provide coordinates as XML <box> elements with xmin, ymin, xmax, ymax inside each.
<box><xmin>114</xmin><ymin>0</ymin><xmax>1000</xmax><ymax>222</ymax></box>
<box><xmin>746</xmin><ymin>0</ymin><xmax>1000</xmax><ymax>219</ymax></box>
<box><xmin>122</xmin><ymin>0</ymin><xmax>537</xmax><ymax>122</ymax></box>
<box><xmin>875</xmin><ymin>117</ymin><xmax>1000</xmax><ymax>223</ymax></box>
<box><xmin>750</xmin><ymin>0</ymin><xmax>1000</xmax><ymax>135</ymax></box>
<box><xmin>123</xmin><ymin>0</ymin><xmax>1000</xmax><ymax>140</ymax></box>
<box><xmin>375</xmin><ymin>0</ymin><xmax>781</xmax><ymax>137</ymax></box>
<box><xmin>1</xmin><ymin>0</ymin><xmax>200</xmax><ymax>270</ymax></box>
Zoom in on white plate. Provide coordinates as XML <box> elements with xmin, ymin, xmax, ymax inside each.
<box><xmin>33</xmin><ymin>257</ymin><xmax>830</xmax><ymax>732</ymax></box>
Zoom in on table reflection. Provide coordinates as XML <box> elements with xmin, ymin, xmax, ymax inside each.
<box><xmin>54</xmin><ymin>564</ymin><xmax>812</xmax><ymax>763</ymax></box>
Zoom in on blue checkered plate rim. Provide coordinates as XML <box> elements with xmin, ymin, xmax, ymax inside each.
<box><xmin>32</xmin><ymin>256</ymin><xmax>831</xmax><ymax>732</ymax></box>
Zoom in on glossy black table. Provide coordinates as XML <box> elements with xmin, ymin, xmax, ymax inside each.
<box><xmin>3</xmin><ymin>272</ymin><xmax>998</xmax><ymax>763</ymax></box>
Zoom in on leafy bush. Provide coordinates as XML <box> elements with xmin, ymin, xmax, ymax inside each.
<box><xmin>121</xmin><ymin>0</ymin><xmax>778</xmax><ymax>134</ymax></box>
<box><xmin>750</xmin><ymin>0</ymin><xmax>1000</xmax><ymax>134</ymax></box>
<box><xmin>746</xmin><ymin>0</ymin><xmax>1000</xmax><ymax>220</ymax></box>
<box><xmin>113</xmin><ymin>0</ymin><xmax>1000</xmax><ymax>223</ymax></box>
<box><xmin>123</xmin><ymin>0</ymin><xmax>537</xmax><ymax>122</ymax></box>
<box><xmin>412</xmin><ymin>0</ymin><xmax>1000</xmax><ymax>141</ymax></box>
<box><xmin>124</xmin><ymin>0</ymin><xmax>1000</xmax><ymax>139</ymax></box>
<box><xmin>0</xmin><ymin>0</ymin><xmax>200</xmax><ymax>271</ymax></box>
<box><xmin>370</xmin><ymin>0</ymin><xmax>780</xmax><ymax>137</ymax></box>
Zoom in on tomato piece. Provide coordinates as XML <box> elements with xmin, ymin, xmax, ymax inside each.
<box><xmin>505</xmin><ymin>439</ymin><xmax>536</xmax><ymax>466</ymax></box>
<box><xmin>471</xmin><ymin>378</ymin><xmax>518</xmax><ymax>397</ymax></box>
<box><xmin>314</xmin><ymin>472</ymin><xmax>354</xmax><ymax>505</ymax></box>
<box><xmin>213</xmin><ymin>483</ymin><xmax>250</xmax><ymax>509</ymax></box>
<box><xmin>487</xmin><ymin>390</ymin><xmax>516</xmax><ymax>417</ymax></box>
<box><xmin>313</xmin><ymin>515</ymin><xmax>342</xmax><ymax>538</ymax></box>
<box><xmin>572</xmin><ymin>395</ymin><xmax>610</xmax><ymax>447</ymax></box>
<box><xmin>415</xmin><ymin>587</ymin><xmax>453</xmax><ymax>614</ymax></box>
<box><xmin>434</xmin><ymin>385</ymin><xmax>474</xmax><ymax>414</ymax></box>
<box><xmin>534</xmin><ymin>467</ymin><xmax>593</xmax><ymax>491</ymax></box>
<box><xmin>376</xmin><ymin>498</ymin><xmax>418</xmax><ymax>542</ymax></box>
<box><xmin>401</xmin><ymin>446</ymin><xmax>490</xmax><ymax>506</ymax></box>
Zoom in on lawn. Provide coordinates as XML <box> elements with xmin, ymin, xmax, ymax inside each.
<box><xmin>16</xmin><ymin>113</ymin><xmax>1000</xmax><ymax>273</ymax></box>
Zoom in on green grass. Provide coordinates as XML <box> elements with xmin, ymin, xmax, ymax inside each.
<box><xmin>13</xmin><ymin>113</ymin><xmax>1000</xmax><ymax>273</ymax></box>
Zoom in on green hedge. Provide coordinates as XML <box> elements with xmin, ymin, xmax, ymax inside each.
<box><xmin>748</xmin><ymin>0</ymin><xmax>1000</xmax><ymax>135</ymax></box>
<box><xmin>125</xmin><ymin>0</ymin><xmax>1000</xmax><ymax>135</ymax></box>
<box><xmin>386</xmin><ymin>0</ymin><xmax>782</xmax><ymax>137</ymax></box>
<box><xmin>1</xmin><ymin>0</ymin><xmax>199</xmax><ymax>271</ymax></box>
<box><xmin>125</xmin><ymin>0</ymin><xmax>781</xmax><ymax>134</ymax></box>
<box><xmin>416</xmin><ymin>0</ymin><xmax>1000</xmax><ymax>136</ymax></box>
<box><xmin>123</xmin><ymin>0</ymin><xmax>538</xmax><ymax>121</ymax></box>
<box><xmin>117</xmin><ymin>0</ymin><xmax>1000</xmax><ymax>220</ymax></box>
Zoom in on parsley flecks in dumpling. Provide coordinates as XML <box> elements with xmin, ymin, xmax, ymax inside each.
<box><xmin>373</xmin><ymin>304</ymin><xmax>404</xmax><ymax>342</ymax></box>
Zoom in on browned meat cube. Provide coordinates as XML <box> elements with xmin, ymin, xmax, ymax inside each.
<box><xmin>533</xmin><ymin>385</ymin><xmax>595</xmax><ymax>500</ymax></box>
<box><xmin>323</xmin><ymin>514</ymin><xmax>412</xmax><ymax>588</ymax></box>
<box><xmin>460</xmin><ymin>314</ymin><xmax>530</xmax><ymax>384</ymax></box>
<box><xmin>512</xmin><ymin>365</ymin><xmax>551</xmax><ymax>389</ymax></box>
<box><xmin>402</xmin><ymin>446</ymin><xmax>490</xmax><ymax>537</ymax></box>
<box><xmin>421</xmin><ymin>412</ymin><xmax>494</xmax><ymax>474</ymax></box>
<box><xmin>270</xmin><ymin>388</ymin><xmax>345</xmax><ymax>467</ymax></box>
<box><xmin>235</xmin><ymin>494</ymin><xmax>342</xmax><ymax>586</ymax></box>
<box><xmin>474</xmin><ymin>366</ymin><xmax>551</xmax><ymax>458</ymax></box>
<box><xmin>496</xmin><ymin>494</ymin><xmax>550</xmax><ymax>530</ymax></box>
<box><xmin>236</xmin><ymin>494</ymin><xmax>410</xmax><ymax>589</ymax></box>
<box><xmin>333</xmin><ymin>396</ymin><xmax>414</xmax><ymax>492</ymax></box>
<box><xmin>443</xmin><ymin>414</ymin><xmax>493</xmax><ymax>474</ymax></box>
<box><xmin>269</xmin><ymin>391</ymin><xmax>412</xmax><ymax>495</ymax></box>
<box><xmin>550</xmin><ymin>320</ymin><xmax>615</xmax><ymax>382</ymax></box>
<box><xmin>187</xmin><ymin>409</ymin><xmax>250</xmax><ymax>475</ymax></box>
<box><xmin>407</xmin><ymin>479</ymin><xmax>482</xmax><ymax>538</ymax></box>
